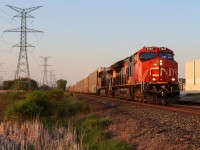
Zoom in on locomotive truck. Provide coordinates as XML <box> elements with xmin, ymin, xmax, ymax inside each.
<box><xmin>70</xmin><ymin>46</ymin><xmax>180</xmax><ymax>105</ymax></box>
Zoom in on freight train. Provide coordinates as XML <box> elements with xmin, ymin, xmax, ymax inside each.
<box><xmin>69</xmin><ymin>46</ymin><xmax>180</xmax><ymax>105</ymax></box>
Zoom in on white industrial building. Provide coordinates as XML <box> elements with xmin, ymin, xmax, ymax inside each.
<box><xmin>185</xmin><ymin>60</ymin><xmax>200</xmax><ymax>91</ymax></box>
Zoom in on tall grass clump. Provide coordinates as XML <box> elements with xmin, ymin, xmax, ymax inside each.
<box><xmin>44</xmin><ymin>95</ymin><xmax>90</xmax><ymax>127</ymax></box>
<box><xmin>0</xmin><ymin>119</ymin><xmax>83</xmax><ymax>150</ymax></box>
<box><xmin>55</xmin><ymin>97</ymin><xmax>90</xmax><ymax>117</ymax></box>
<box><xmin>77</xmin><ymin>115</ymin><xmax>132</xmax><ymax>150</ymax></box>
<box><xmin>48</xmin><ymin>89</ymin><xmax>64</xmax><ymax>101</ymax></box>
<box><xmin>5</xmin><ymin>91</ymin><xmax>49</xmax><ymax>120</ymax></box>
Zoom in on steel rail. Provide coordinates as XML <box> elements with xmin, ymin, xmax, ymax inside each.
<box><xmin>74</xmin><ymin>93</ymin><xmax>200</xmax><ymax>116</ymax></box>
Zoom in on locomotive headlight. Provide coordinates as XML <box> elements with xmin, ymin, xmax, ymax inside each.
<box><xmin>171</xmin><ymin>78</ymin><xmax>175</xmax><ymax>82</ymax></box>
<box><xmin>152</xmin><ymin>78</ymin><xmax>156</xmax><ymax>82</ymax></box>
<box><xmin>160</xmin><ymin>60</ymin><xmax>163</xmax><ymax>66</ymax></box>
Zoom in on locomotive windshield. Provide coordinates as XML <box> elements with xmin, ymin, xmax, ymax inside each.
<box><xmin>140</xmin><ymin>52</ymin><xmax>156</xmax><ymax>62</ymax></box>
<box><xmin>158</xmin><ymin>52</ymin><xmax>173</xmax><ymax>60</ymax></box>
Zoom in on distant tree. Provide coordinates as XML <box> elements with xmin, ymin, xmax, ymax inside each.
<box><xmin>13</xmin><ymin>78</ymin><xmax>38</xmax><ymax>90</ymax></box>
<box><xmin>30</xmin><ymin>79</ymin><xmax>38</xmax><ymax>90</ymax></box>
<box><xmin>39</xmin><ymin>84</ymin><xmax>51</xmax><ymax>91</ymax></box>
<box><xmin>56</xmin><ymin>79</ymin><xmax>67</xmax><ymax>91</ymax></box>
<box><xmin>2</xmin><ymin>80</ymin><xmax>14</xmax><ymax>90</ymax></box>
<box><xmin>3</xmin><ymin>78</ymin><xmax>38</xmax><ymax>90</ymax></box>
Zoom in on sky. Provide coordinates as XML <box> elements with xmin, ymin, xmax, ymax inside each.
<box><xmin>0</xmin><ymin>0</ymin><xmax>200</xmax><ymax>86</ymax></box>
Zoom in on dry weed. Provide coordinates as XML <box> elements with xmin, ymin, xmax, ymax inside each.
<box><xmin>0</xmin><ymin>119</ymin><xmax>83</xmax><ymax>150</ymax></box>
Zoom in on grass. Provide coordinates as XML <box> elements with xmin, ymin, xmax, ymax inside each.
<box><xmin>0</xmin><ymin>91</ymin><xmax>132</xmax><ymax>150</ymax></box>
<box><xmin>0</xmin><ymin>93</ymin><xmax>12</xmax><ymax>120</ymax></box>
<box><xmin>77</xmin><ymin>115</ymin><xmax>132</xmax><ymax>150</ymax></box>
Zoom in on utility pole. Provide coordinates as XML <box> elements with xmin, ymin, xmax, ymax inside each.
<box><xmin>4</xmin><ymin>5</ymin><xmax>43</xmax><ymax>79</ymax></box>
<box><xmin>40</xmin><ymin>56</ymin><xmax>51</xmax><ymax>85</ymax></box>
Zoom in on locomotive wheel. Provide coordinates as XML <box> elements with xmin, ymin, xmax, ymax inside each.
<box><xmin>161</xmin><ymin>96</ymin><xmax>168</xmax><ymax>105</ymax></box>
<box><xmin>171</xmin><ymin>95</ymin><xmax>178</xmax><ymax>104</ymax></box>
<box><xmin>153</xmin><ymin>94</ymin><xmax>158</xmax><ymax>104</ymax></box>
<box><xmin>133</xmin><ymin>89</ymin><xmax>143</xmax><ymax>102</ymax></box>
<box><xmin>146</xmin><ymin>94</ymin><xmax>157</xmax><ymax>104</ymax></box>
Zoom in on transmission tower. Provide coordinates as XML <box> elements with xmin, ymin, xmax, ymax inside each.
<box><xmin>40</xmin><ymin>56</ymin><xmax>51</xmax><ymax>85</ymax></box>
<box><xmin>4</xmin><ymin>5</ymin><xmax>43</xmax><ymax>79</ymax></box>
<box><xmin>49</xmin><ymin>70</ymin><xmax>54</xmax><ymax>88</ymax></box>
<box><xmin>0</xmin><ymin>63</ymin><xmax>5</xmax><ymax>86</ymax></box>
<box><xmin>0</xmin><ymin>76</ymin><xmax>3</xmax><ymax>86</ymax></box>
<box><xmin>53</xmin><ymin>74</ymin><xmax>57</xmax><ymax>88</ymax></box>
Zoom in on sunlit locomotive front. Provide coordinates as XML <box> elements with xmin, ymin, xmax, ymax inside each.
<box><xmin>136</xmin><ymin>46</ymin><xmax>179</xmax><ymax>104</ymax></box>
<box><xmin>102</xmin><ymin>46</ymin><xmax>179</xmax><ymax>104</ymax></box>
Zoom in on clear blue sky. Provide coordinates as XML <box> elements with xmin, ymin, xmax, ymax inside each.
<box><xmin>0</xmin><ymin>0</ymin><xmax>200</xmax><ymax>85</ymax></box>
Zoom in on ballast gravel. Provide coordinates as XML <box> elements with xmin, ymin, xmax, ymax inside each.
<box><xmin>76</xmin><ymin>94</ymin><xmax>200</xmax><ymax>150</ymax></box>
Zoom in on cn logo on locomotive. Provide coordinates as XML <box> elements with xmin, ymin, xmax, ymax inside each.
<box><xmin>160</xmin><ymin>68</ymin><xmax>178</xmax><ymax>77</ymax></box>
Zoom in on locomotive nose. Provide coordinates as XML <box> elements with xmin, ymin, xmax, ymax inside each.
<box><xmin>158</xmin><ymin>58</ymin><xmax>178</xmax><ymax>83</ymax></box>
<box><xmin>150</xmin><ymin>58</ymin><xmax>171</xmax><ymax>83</ymax></box>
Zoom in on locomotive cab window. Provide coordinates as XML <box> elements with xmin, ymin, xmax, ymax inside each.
<box><xmin>140</xmin><ymin>52</ymin><xmax>156</xmax><ymax>62</ymax></box>
<box><xmin>158</xmin><ymin>52</ymin><xmax>173</xmax><ymax>60</ymax></box>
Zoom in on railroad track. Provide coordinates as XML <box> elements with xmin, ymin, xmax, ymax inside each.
<box><xmin>74</xmin><ymin>93</ymin><xmax>200</xmax><ymax>116</ymax></box>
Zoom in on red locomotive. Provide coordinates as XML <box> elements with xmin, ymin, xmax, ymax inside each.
<box><xmin>70</xmin><ymin>46</ymin><xmax>180</xmax><ymax>105</ymax></box>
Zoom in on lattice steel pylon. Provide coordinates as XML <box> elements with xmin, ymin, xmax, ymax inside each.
<box><xmin>0</xmin><ymin>63</ymin><xmax>5</xmax><ymax>85</ymax></box>
<box><xmin>4</xmin><ymin>5</ymin><xmax>43</xmax><ymax>79</ymax></box>
<box><xmin>48</xmin><ymin>70</ymin><xmax>54</xmax><ymax>88</ymax></box>
<box><xmin>40</xmin><ymin>56</ymin><xmax>51</xmax><ymax>85</ymax></box>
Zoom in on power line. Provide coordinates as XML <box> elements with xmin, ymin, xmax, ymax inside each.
<box><xmin>0</xmin><ymin>1</ymin><xmax>20</xmax><ymax>24</ymax></box>
<box><xmin>0</xmin><ymin>7</ymin><xmax>12</xmax><ymax>18</ymax></box>
<box><xmin>0</xmin><ymin>0</ymin><xmax>8</xmax><ymax>5</ymax></box>
<box><xmin>0</xmin><ymin>38</ymin><xmax>12</xmax><ymax>45</ymax></box>
<box><xmin>3</xmin><ymin>5</ymin><xmax>43</xmax><ymax>80</ymax></box>
<box><xmin>0</xmin><ymin>13</ymin><xmax>12</xmax><ymax>23</ymax></box>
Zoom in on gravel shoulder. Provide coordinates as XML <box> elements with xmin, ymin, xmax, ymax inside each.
<box><xmin>76</xmin><ymin>94</ymin><xmax>200</xmax><ymax>150</ymax></box>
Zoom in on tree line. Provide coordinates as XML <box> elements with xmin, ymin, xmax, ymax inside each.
<box><xmin>0</xmin><ymin>78</ymin><xmax>67</xmax><ymax>91</ymax></box>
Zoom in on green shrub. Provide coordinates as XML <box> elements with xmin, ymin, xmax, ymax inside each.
<box><xmin>5</xmin><ymin>100</ymin><xmax>42</xmax><ymax>120</ymax></box>
<box><xmin>5</xmin><ymin>91</ymin><xmax>49</xmax><ymax>120</ymax></box>
<box><xmin>26</xmin><ymin>90</ymin><xmax>49</xmax><ymax>109</ymax></box>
